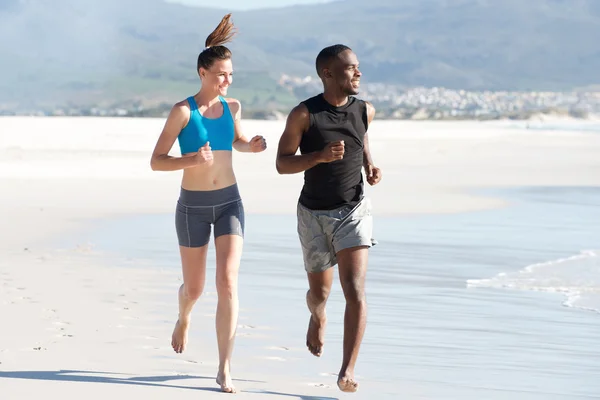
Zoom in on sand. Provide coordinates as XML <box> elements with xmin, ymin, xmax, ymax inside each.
<box><xmin>1</xmin><ymin>116</ymin><xmax>600</xmax><ymax>399</ymax></box>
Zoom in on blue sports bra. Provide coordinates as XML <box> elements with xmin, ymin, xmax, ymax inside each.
<box><xmin>178</xmin><ymin>96</ymin><xmax>235</xmax><ymax>154</ymax></box>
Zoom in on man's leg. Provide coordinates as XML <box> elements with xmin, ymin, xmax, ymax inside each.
<box><xmin>336</xmin><ymin>245</ymin><xmax>369</xmax><ymax>392</ymax></box>
<box><xmin>306</xmin><ymin>268</ymin><xmax>334</xmax><ymax>356</ymax></box>
<box><xmin>297</xmin><ymin>202</ymin><xmax>334</xmax><ymax>357</ymax></box>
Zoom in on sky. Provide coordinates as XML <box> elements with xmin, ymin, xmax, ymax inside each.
<box><xmin>165</xmin><ymin>0</ymin><xmax>333</xmax><ymax>11</ymax></box>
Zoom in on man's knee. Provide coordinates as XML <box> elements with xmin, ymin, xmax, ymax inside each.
<box><xmin>309</xmin><ymin>285</ymin><xmax>331</xmax><ymax>303</ymax></box>
<box><xmin>340</xmin><ymin>277</ymin><xmax>366</xmax><ymax>304</ymax></box>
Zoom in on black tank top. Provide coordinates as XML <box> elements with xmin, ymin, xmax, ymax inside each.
<box><xmin>298</xmin><ymin>94</ymin><xmax>368</xmax><ymax>210</ymax></box>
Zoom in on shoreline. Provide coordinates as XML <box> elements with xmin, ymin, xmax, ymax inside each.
<box><xmin>3</xmin><ymin>185</ymin><xmax>599</xmax><ymax>399</ymax></box>
<box><xmin>2</xmin><ymin>117</ymin><xmax>600</xmax><ymax>398</ymax></box>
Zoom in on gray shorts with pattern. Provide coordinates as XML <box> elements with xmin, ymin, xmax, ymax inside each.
<box><xmin>296</xmin><ymin>196</ymin><xmax>377</xmax><ymax>273</ymax></box>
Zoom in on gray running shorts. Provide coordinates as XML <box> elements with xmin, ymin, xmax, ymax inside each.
<box><xmin>175</xmin><ymin>184</ymin><xmax>245</xmax><ymax>248</ymax></box>
<box><xmin>296</xmin><ymin>196</ymin><xmax>377</xmax><ymax>274</ymax></box>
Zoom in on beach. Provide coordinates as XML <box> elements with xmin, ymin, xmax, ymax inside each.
<box><xmin>1</xmin><ymin>116</ymin><xmax>600</xmax><ymax>399</ymax></box>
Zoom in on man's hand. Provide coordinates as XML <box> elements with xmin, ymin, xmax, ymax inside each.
<box><xmin>194</xmin><ymin>142</ymin><xmax>213</xmax><ymax>164</ymax></box>
<box><xmin>319</xmin><ymin>140</ymin><xmax>345</xmax><ymax>163</ymax></box>
<box><xmin>249</xmin><ymin>135</ymin><xmax>267</xmax><ymax>153</ymax></box>
<box><xmin>365</xmin><ymin>164</ymin><xmax>382</xmax><ymax>185</ymax></box>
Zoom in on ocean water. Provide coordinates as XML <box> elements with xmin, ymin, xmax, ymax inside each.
<box><xmin>494</xmin><ymin>120</ymin><xmax>600</xmax><ymax>134</ymax></box>
<box><xmin>58</xmin><ymin>186</ymin><xmax>600</xmax><ymax>399</ymax></box>
<box><xmin>469</xmin><ymin>250</ymin><xmax>600</xmax><ymax>312</ymax></box>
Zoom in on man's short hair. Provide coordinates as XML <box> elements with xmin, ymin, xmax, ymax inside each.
<box><xmin>315</xmin><ymin>44</ymin><xmax>352</xmax><ymax>78</ymax></box>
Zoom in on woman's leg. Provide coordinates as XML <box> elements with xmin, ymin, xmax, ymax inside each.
<box><xmin>171</xmin><ymin>244</ymin><xmax>209</xmax><ymax>353</ymax></box>
<box><xmin>172</xmin><ymin>191</ymin><xmax>212</xmax><ymax>354</ymax></box>
<box><xmin>213</xmin><ymin>234</ymin><xmax>243</xmax><ymax>393</ymax></box>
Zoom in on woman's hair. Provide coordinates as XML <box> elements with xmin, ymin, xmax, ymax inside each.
<box><xmin>197</xmin><ymin>13</ymin><xmax>238</xmax><ymax>72</ymax></box>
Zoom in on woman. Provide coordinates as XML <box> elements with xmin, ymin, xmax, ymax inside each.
<box><xmin>150</xmin><ymin>13</ymin><xmax>266</xmax><ymax>393</ymax></box>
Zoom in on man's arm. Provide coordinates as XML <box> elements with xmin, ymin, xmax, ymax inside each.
<box><xmin>363</xmin><ymin>101</ymin><xmax>382</xmax><ymax>185</ymax></box>
<box><xmin>275</xmin><ymin>104</ymin><xmax>322</xmax><ymax>174</ymax></box>
<box><xmin>362</xmin><ymin>101</ymin><xmax>376</xmax><ymax>169</ymax></box>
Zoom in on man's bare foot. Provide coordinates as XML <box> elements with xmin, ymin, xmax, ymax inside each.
<box><xmin>337</xmin><ymin>373</ymin><xmax>359</xmax><ymax>393</ymax></box>
<box><xmin>306</xmin><ymin>314</ymin><xmax>326</xmax><ymax>357</ymax></box>
<box><xmin>306</xmin><ymin>289</ymin><xmax>327</xmax><ymax>357</ymax></box>
<box><xmin>216</xmin><ymin>372</ymin><xmax>236</xmax><ymax>393</ymax></box>
<box><xmin>171</xmin><ymin>318</ymin><xmax>190</xmax><ymax>353</ymax></box>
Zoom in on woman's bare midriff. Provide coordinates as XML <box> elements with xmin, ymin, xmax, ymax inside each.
<box><xmin>181</xmin><ymin>151</ymin><xmax>237</xmax><ymax>191</ymax></box>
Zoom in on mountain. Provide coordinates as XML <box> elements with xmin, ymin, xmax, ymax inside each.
<box><xmin>1</xmin><ymin>0</ymin><xmax>599</xmax><ymax>111</ymax></box>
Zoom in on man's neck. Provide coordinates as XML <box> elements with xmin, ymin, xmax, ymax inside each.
<box><xmin>322</xmin><ymin>91</ymin><xmax>349</xmax><ymax>108</ymax></box>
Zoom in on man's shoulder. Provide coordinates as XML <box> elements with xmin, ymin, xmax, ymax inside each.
<box><xmin>287</xmin><ymin>102</ymin><xmax>311</xmax><ymax>131</ymax></box>
<box><xmin>300</xmin><ymin>93</ymin><xmax>326</xmax><ymax>115</ymax></box>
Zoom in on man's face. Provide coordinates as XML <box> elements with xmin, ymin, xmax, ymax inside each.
<box><xmin>327</xmin><ymin>50</ymin><xmax>362</xmax><ymax>95</ymax></box>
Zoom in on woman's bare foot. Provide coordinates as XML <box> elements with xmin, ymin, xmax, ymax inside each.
<box><xmin>171</xmin><ymin>318</ymin><xmax>190</xmax><ymax>353</ymax></box>
<box><xmin>216</xmin><ymin>372</ymin><xmax>236</xmax><ymax>393</ymax></box>
<box><xmin>337</xmin><ymin>373</ymin><xmax>359</xmax><ymax>393</ymax></box>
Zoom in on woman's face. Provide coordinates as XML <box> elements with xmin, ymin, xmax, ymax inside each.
<box><xmin>200</xmin><ymin>58</ymin><xmax>233</xmax><ymax>97</ymax></box>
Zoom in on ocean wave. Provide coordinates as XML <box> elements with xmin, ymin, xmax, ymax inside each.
<box><xmin>467</xmin><ymin>250</ymin><xmax>600</xmax><ymax>313</ymax></box>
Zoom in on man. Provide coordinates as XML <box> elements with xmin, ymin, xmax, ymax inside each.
<box><xmin>275</xmin><ymin>44</ymin><xmax>382</xmax><ymax>393</ymax></box>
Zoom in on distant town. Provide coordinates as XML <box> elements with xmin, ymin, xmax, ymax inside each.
<box><xmin>2</xmin><ymin>74</ymin><xmax>600</xmax><ymax>121</ymax></box>
<box><xmin>279</xmin><ymin>75</ymin><xmax>600</xmax><ymax>121</ymax></box>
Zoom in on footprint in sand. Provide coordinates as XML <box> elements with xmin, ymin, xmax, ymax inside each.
<box><xmin>137</xmin><ymin>345</ymin><xmax>158</xmax><ymax>350</ymax></box>
<box><xmin>309</xmin><ymin>383</ymin><xmax>331</xmax><ymax>388</ymax></box>
<box><xmin>266</xmin><ymin>346</ymin><xmax>290</xmax><ymax>351</ymax></box>
<box><xmin>319</xmin><ymin>372</ymin><xmax>338</xmax><ymax>377</ymax></box>
<box><xmin>262</xmin><ymin>356</ymin><xmax>287</xmax><ymax>362</ymax></box>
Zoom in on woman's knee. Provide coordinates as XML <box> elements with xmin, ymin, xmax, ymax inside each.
<box><xmin>216</xmin><ymin>268</ymin><xmax>238</xmax><ymax>299</ymax></box>
<box><xmin>183</xmin><ymin>283</ymin><xmax>204</xmax><ymax>301</ymax></box>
